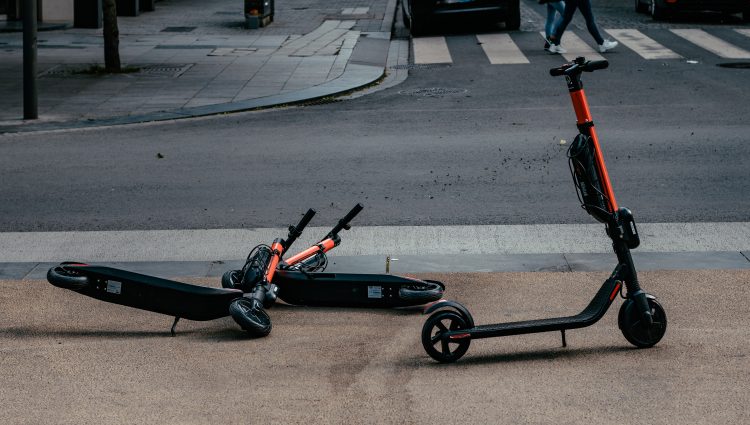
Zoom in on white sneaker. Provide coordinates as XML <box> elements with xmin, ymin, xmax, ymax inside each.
<box><xmin>599</xmin><ymin>39</ymin><xmax>618</xmax><ymax>53</ymax></box>
<box><xmin>549</xmin><ymin>44</ymin><xmax>567</xmax><ymax>54</ymax></box>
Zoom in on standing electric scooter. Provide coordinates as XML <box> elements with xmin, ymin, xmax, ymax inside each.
<box><xmin>420</xmin><ymin>57</ymin><xmax>667</xmax><ymax>363</ymax></box>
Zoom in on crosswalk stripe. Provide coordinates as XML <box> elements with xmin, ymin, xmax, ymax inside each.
<box><xmin>605</xmin><ymin>29</ymin><xmax>681</xmax><ymax>60</ymax></box>
<box><xmin>671</xmin><ymin>29</ymin><xmax>750</xmax><ymax>59</ymax></box>
<box><xmin>476</xmin><ymin>34</ymin><xmax>529</xmax><ymax>64</ymax></box>
<box><xmin>540</xmin><ymin>32</ymin><xmax>605</xmax><ymax>62</ymax></box>
<box><xmin>412</xmin><ymin>36</ymin><xmax>453</xmax><ymax>64</ymax></box>
<box><xmin>735</xmin><ymin>28</ymin><xmax>750</xmax><ymax>38</ymax></box>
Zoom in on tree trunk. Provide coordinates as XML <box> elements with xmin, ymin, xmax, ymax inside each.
<box><xmin>102</xmin><ymin>0</ymin><xmax>121</xmax><ymax>72</ymax></box>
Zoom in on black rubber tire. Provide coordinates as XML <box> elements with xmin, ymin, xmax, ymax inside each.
<box><xmin>229</xmin><ymin>297</ymin><xmax>272</xmax><ymax>337</ymax></box>
<box><xmin>402</xmin><ymin>1</ymin><xmax>411</xmax><ymax>29</ymax></box>
<box><xmin>47</xmin><ymin>265</ymin><xmax>89</xmax><ymax>290</ymax></box>
<box><xmin>618</xmin><ymin>297</ymin><xmax>667</xmax><ymax>348</ymax></box>
<box><xmin>635</xmin><ymin>0</ymin><xmax>648</xmax><ymax>13</ymax></box>
<box><xmin>399</xmin><ymin>280</ymin><xmax>444</xmax><ymax>305</ymax></box>
<box><xmin>422</xmin><ymin>310</ymin><xmax>471</xmax><ymax>363</ymax></box>
<box><xmin>410</xmin><ymin>13</ymin><xmax>426</xmax><ymax>37</ymax></box>
<box><xmin>505</xmin><ymin>1</ymin><xmax>521</xmax><ymax>31</ymax></box>
<box><xmin>221</xmin><ymin>269</ymin><xmax>241</xmax><ymax>290</ymax></box>
<box><xmin>650</xmin><ymin>0</ymin><xmax>667</xmax><ymax>20</ymax></box>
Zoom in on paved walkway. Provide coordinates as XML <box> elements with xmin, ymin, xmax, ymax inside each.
<box><xmin>0</xmin><ymin>0</ymin><xmax>398</xmax><ymax>132</ymax></box>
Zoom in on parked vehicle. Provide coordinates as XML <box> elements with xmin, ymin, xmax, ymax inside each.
<box><xmin>635</xmin><ymin>0</ymin><xmax>750</xmax><ymax>21</ymax></box>
<box><xmin>402</xmin><ymin>0</ymin><xmax>521</xmax><ymax>36</ymax></box>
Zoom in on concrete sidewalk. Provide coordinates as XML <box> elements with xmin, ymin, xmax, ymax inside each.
<box><xmin>0</xmin><ymin>0</ymin><xmax>401</xmax><ymax>132</ymax></box>
<box><xmin>2</xmin><ymin>270</ymin><xmax>748</xmax><ymax>424</ymax></box>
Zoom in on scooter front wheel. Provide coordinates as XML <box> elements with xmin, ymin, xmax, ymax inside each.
<box><xmin>47</xmin><ymin>264</ymin><xmax>90</xmax><ymax>290</ymax></box>
<box><xmin>221</xmin><ymin>270</ymin><xmax>241</xmax><ymax>290</ymax></box>
<box><xmin>422</xmin><ymin>310</ymin><xmax>471</xmax><ymax>363</ymax></box>
<box><xmin>618</xmin><ymin>296</ymin><xmax>667</xmax><ymax>348</ymax></box>
<box><xmin>229</xmin><ymin>297</ymin><xmax>272</xmax><ymax>337</ymax></box>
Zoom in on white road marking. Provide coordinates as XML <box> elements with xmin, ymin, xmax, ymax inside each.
<box><xmin>342</xmin><ymin>7</ymin><xmax>369</xmax><ymax>15</ymax></box>
<box><xmin>2</xmin><ymin>223</ymin><xmax>749</xmax><ymax>262</ymax></box>
<box><xmin>541</xmin><ymin>32</ymin><xmax>605</xmax><ymax>62</ymax></box>
<box><xmin>412</xmin><ymin>36</ymin><xmax>453</xmax><ymax>64</ymax></box>
<box><xmin>476</xmin><ymin>34</ymin><xmax>529</xmax><ymax>64</ymax></box>
<box><xmin>671</xmin><ymin>29</ymin><xmax>750</xmax><ymax>59</ymax></box>
<box><xmin>605</xmin><ymin>29</ymin><xmax>681</xmax><ymax>60</ymax></box>
<box><xmin>735</xmin><ymin>28</ymin><xmax>750</xmax><ymax>38</ymax></box>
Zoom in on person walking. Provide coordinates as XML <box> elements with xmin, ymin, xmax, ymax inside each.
<box><xmin>548</xmin><ymin>0</ymin><xmax>618</xmax><ymax>54</ymax></box>
<box><xmin>540</xmin><ymin>0</ymin><xmax>566</xmax><ymax>51</ymax></box>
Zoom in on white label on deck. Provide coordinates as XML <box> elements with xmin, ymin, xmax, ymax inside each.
<box><xmin>106</xmin><ymin>281</ymin><xmax>122</xmax><ymax>295</ymax></box>
<box><xmin>367</xmin><ymin>286</ymin><xmax>383</xmax><ymax>299</ymax></box>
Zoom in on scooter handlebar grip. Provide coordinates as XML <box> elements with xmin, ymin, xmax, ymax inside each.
<box><xmin>296</xmin><ymin>208</ymin><xmax>316</xmax><ymax>232</ymax></box>
<box><xmin>584</xmin><ymin>60</ymin><xmax>609</xmax><ymax>72</ymax></box>
<box><xmin>549</xmin><ymin>67</ymin><xmax>567</xmax><ymax>77</ymax></box>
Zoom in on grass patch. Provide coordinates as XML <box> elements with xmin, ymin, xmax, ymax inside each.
<box><xmin>73</xmin><ymin>65</ymin><xmax>141</xmax><ymax>75</ymax></box>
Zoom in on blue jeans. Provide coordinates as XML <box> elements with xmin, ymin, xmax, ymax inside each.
<box><xmin>552</xmin><ymin>0</ymin><xmax>604</xmax><ymax>45</ymax></box>
<box><xmin>545</xmin><ymin>1</ymin><xmax>566</xmax><ymax>40</ymax></box>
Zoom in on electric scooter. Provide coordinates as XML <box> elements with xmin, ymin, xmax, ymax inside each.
<box><xmin>222</xmin><ymin>203</ymin><xmax>445</xmax><ymax>309</ymax></box>
<box><xmin>420</xmin><ymin>57</ymin><xmax>667</xmax><ymax>363</ymax></box>
<box><xmin>47</xmin><ymin>209</ymin><xmax>317</xmax><ymax>336</ymax></box>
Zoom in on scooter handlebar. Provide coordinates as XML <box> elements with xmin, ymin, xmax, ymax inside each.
<box><xmin>325</xmin><ymin>203</ymin><xmax>364</xmax><ymax>240</ymax></box>
<box><xmin>550</xmin><ymin>58</ymin><xmax>608</xmax><ymax>77</ymax></box>
<box><xmin>284</xmin><ymin>208</ymin><xmax>316</xmax><ymax>250</ymax></box>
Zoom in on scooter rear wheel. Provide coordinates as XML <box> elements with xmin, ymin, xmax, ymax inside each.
<box><xmin>229</xmin><ymin>297</ymin><xmax>272</xmax><ymax>337</ymax></box>
<box><xmin>47</xmin><ymin>264</ymin><xmax>90</xmax><ymax>290</ymax></box>
<box><xmin>618</xmin><ymin>297</ymin><xmax>667</xmax><ymax>348</ymax></box>
<box><xmin>399</xmin><ymin>280</ymin><xmax>444</xmax><ymax>305</ymax></box>
<box><xmin>422</xmin><ymin>310</ymin><xmax>471</xmax><ymax>363</ymax></box>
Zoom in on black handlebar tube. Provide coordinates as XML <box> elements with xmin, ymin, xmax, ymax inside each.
<box><xmin>282</xmin><ymin>208</ymin><xmax>316</xmax><ymax>252</ymax></box>
<box><xmin>323</xmin><ymin>203</ymin><xmax>364</xmax><ymax>245</ymax></box>
<box><xmin>550</xmin><ymin>57</ymin><xmax>608</xmax><ymax>91</ymax></box>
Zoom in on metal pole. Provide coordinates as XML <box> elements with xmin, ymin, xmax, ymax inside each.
<box><xmin>22</xmin><ymin>0</ymin><xmax>38</xmax><ymax>120</ymax></box>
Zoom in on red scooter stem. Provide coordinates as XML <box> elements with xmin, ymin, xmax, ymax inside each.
<box><xmin>569</xmin><ymin>88</ymin><xmax>619</xmax><ymax>213</ymax></box>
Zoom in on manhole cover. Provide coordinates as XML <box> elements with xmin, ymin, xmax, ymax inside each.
<box><xmin>398</xmin><ymin>87</ymin><xmax>468</xmax><ymax>97</ymax></box>
<box><xmin>161</xmin><ymin>26</ymin><xmax>197</xmax><ymax>33</ymax></box>
<box><xmin>391</xmin><ymin>64</ymin><xmax>451</xmax><ymax>70</ymax></box>
<box><xmin>717</xmin><ymin>62</ymin><xmax>750</xmax><ymax>69</ymax></box>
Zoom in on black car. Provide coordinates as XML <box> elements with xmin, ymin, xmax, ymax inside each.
<box><xmin>635</xmin><ymin>0</ymin><xmax>750</xmax><ymax>21</ymax></box>
<box><xmin>402</xmin><ymin>0</ymin><xmax>521</xmax><ymax>36</ymax></box>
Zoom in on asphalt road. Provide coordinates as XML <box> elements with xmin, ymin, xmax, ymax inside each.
<box><xmin>1</xmin><ymin>0</ymin><xmax>749</xmax><ymax>232</ymax></box>
<box><xmin>1</xmin><ymin>51</ymin><xmax>748</xmax><ymax>231</ymax></box>
<box><xmin>2</xmin><ymin>269</ymin><xmax>748</xmax><ymax>424</ymax></box>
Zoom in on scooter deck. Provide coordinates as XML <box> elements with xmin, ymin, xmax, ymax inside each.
<box><xmin>469</xmin><ymin>277</ymin><xmax>620</xmax><ymax>339</ymax></box>
<box><xmin>274</xmin><ymin>270</ymin><xmax>444</xmax><ymax>308</ymax></box>
<box><xmin>70</xmin><ymin>265</ymin><xmax>243</xmax><ymax>321</ymax></box>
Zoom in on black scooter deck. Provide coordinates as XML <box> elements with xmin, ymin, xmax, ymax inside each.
<box><xmin>274</xmin><ymin>270</ymin><xmax>444</xmax><ymax>308</ymax></box>
<box><xmin>469</xmin><ymin>277</ymin><xmax>620</xmax><ymax>339</ymax></box>
<box><xmin>70</xmin><ymin>266</ymin><xmax>243</xmax><ymax>321</ymax></box>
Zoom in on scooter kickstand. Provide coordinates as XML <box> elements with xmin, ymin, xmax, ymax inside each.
<box><xmin>561</xmin><ymin>330</ymin><xmax>567</xmax><ymax>348</ymax></box>
<box><xmin>171</xmin><ymin>317</ymin><xmax>180</xmax><ymax>337</ymax></box>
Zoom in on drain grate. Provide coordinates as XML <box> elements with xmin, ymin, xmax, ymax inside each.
<box><xmin>138</xmin><ymin>64</ymin><xmax>194</xmax><ymax>77</ymax></box>
<box><xmin>161</xmin><ymin>26</ymin><xmax>197</xmax><ymax>33</ymax></box>
<box><xmin>391</xmin><ymin>63</ymin><xmax>451</xmax><ymax>70</ymax></box>
<box><xmin>399</xmin><ymin>87</ymin><xmax>468</xmax><ymax>97</ymax></box>
<box><xmin>717</xmin><ymin>62</ymin><xmax>750</xmax><ymax>69</ymax></box>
